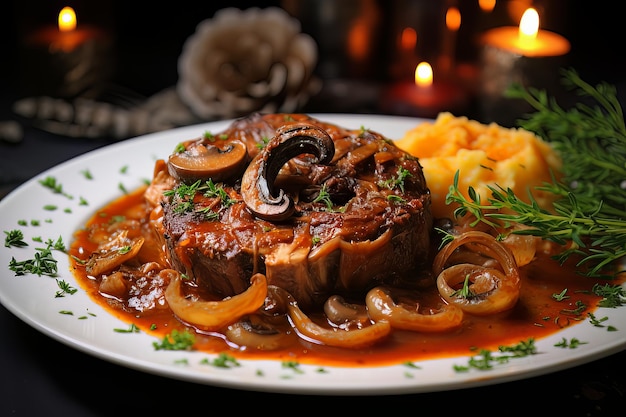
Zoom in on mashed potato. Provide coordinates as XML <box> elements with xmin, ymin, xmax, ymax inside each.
<box><xmin>395</xmin><ymin>112</ymin><xmax>562</xmax><ymax>220</ymax></box>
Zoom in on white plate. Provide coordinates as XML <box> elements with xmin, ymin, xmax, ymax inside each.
<box><xmin>0</xmin><ymin>114</ymin><xmax>624</xmax><ymax>395</ymax></box>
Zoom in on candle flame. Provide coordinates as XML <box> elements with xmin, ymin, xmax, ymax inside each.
<box><xmin>58</xmin><ymin>6</ymin><xmax>77</xmax><ymax>32</ymax></box>
<box><xmin>446</xmin><ymin>7</ymin><xmax>461</xmax><ymax>32</ymax></box>
<box><xmin>478</xmin><ymin>0</ymin><xmax>496</xmax><ymax>12</ymax></box>
<box><xmin>347</xmin><ymin>21</ymin><xmax>369</xmax><ymax>61</ymax></box>
<box><xmin>415</xmin><ymin>62</ymin><xmax>433</xmax><ymax>88</ymax></box>
<box><xmin>519</xmin><ymin>8</ymin><xmax>539</xmax><ymax>40</ymax></box>
<box><xmin>400</xmin><ymin>27</ymin><xmax>417</xmax><ymax>51</ymax></box>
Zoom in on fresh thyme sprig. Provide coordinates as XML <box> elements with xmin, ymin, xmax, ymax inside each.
<box><xmin>9</xmin><ymin>245</ymin><xmax>59</xmax><ymax>277</ymax></box>
<box><xmin>447</xmin><ymin>172</ymin><xmax>626</xmax><ymax>277</ymax></box>
<box><xmin>447</xmin><ymin>69</ymin><xmax>626</xmax><ymax>278</ymax></box>
<box><xmin>4</xmin><ymin>229</ymin><xmax>28</xmax><ymax>248</ymax></box>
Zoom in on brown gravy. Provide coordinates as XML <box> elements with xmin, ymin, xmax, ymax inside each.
<box><xmin>68</xmin><ymin>185</ymin><xmax>620</xmax><ymax>367</ymax></box>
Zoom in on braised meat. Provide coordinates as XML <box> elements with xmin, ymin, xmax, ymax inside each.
<box><xmin>150</xmin><ymin>113</ymin><xmax>433</xmax><ymax>311</ymax></box>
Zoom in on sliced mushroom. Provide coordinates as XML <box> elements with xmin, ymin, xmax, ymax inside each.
<box><xmin>241</xmin><ymin>123</ymin><xmax>335</xmax><ymax>221</ymax></box>
<box><xmin>167</xmin><ymin>139</ymin><xmax>248</xmax><ymax>183</ymax></box>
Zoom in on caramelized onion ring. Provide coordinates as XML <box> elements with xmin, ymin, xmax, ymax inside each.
<box><xmin>225</xmin><ymin>315</ymin><xmax>294</xmax><ymax>351</ymax></box>
<box><xmin>433</xmin><ymin>231</ymin><xmax>521</xmax><ymax>315</ymax></box>
<box><xmin>501</xmin><ymin>232</ymin><xmax>539</xmax><ymax>267</ymax></box>
<box><xmin>287</xmin><ymin>301</ymin><xmax>391</xmax><ymax>348</ymax></box>
<box><xmin>86</xmin><ymin>236</ymin><xmax>144</xmax><ymax>276</ymax></box>
<box><xmin>164</xmin><ymin>271</ymin><xmax>268</xmax><ymax>330</ymax></box>
<box><xmin>324</xmin><ymin>295</ymin><xmax>370</xmax><ymax>329</ymax></box>
<box><xmin>365</xmin><ymin>287</ymin><xmax>464</xmax><ymax>332</ymax></box>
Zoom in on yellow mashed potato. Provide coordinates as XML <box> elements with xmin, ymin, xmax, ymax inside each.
<box><xmin>395</xmin><ymin>112</ymin><xmax>562</xmax><ymax>220</ymax></box>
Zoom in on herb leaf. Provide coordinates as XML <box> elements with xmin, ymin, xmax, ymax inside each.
<box><xmin>152</xmin><ymin>329</ymin><xmax>195</xmax><ymax>351</ymax></box>
<box><xmin>4</xmin><ymin>229</ymin><xmax>28</xmax><ymax>248</ymax></box>
<box><xmin>448</xmin><ymin>70</ymin><xmax>626</xmax><ymax>278</ymax></box>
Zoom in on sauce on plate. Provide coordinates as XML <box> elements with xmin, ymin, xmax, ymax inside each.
<box><xmin>68</xmin><ymin>185</ymin><xmax>621</xmax><ymax>367</ymax></box>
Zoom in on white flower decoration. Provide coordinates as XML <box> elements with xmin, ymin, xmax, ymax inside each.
<box><xmin>177</xmin><ymin>7</ymin><xmax>319</xmax><ymax>120</ymax></box>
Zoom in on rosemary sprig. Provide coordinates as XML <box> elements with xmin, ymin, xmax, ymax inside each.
<box><xmin>506</xmin><ymin>68</ymin><xmax>626</xmax><ymax>218</ymax></box>
<box><xmin>4</xmin><ymin>229</ymin><xmax>28</xmax><ymax>248</ymax></box>
<box><xmin>447</xmin><ymin>173</ymin><xmax>626</xmax><ymax>277</ymax></box>
<box><xmin>447</xmin><ymin>69</ymin><xmax>626</xmax><ymax>278</ymax></box>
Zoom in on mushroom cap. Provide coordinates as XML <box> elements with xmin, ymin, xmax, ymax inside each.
<box><xmin>241</xmin><ymin>122</ymin><xmax>335</xmax><ymax>222</ymax></box>
<box><xmin>167</xmin><ymin>139</ymin><xmax>249</xmax><ymax>183</ymax></box>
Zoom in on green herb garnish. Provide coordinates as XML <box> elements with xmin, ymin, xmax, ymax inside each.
<box><xmin>312</xmin><ymin>184</ymin><xmax>333</xmax><ymax>211</ymax></box>
<box><xmin>592</xmin><ymin>283</ymin><xmax>626</xmax><ymax>308</ymax></box>
<box><xmin>153</xmin><ymin>329</ymin><xmax>195</xmax><ymax>351</ymax></box>
<box><xmin>447</xmin><ymin>69</ymin><xmax>626</xmax><ymax>278</ymax></box>
<box><xmin>453</xmin><ymin>338</ymin><xmax>537</xmax><ymax>372</ymax></box>
<box><xmin>200</xmin><ymin>352</ymin><xmax>240</xmax><ymax>368</ymax></box>
<box><xmin>378</xmin><ymin>166</ymin><xmax>412</xmax><ymax>193</ymax></box>
<box><xmin>163</xmin><ymin>179</ymin><xmax>236</xmax><ymax>215</ymax></box>
<box><xmin>9</xmin><ymin>246</ymin><xmax>58</xmax><ymax>277</ymax></box>
<box><xmin>4</xmin><ymin>229</ymin><xmax>28</xmax><ymax>248</ymax></box>
<box><xmin>55</xmin><ymin>279</ymin><xmax>78</xmax><ymax>297</ymax></box>
<box><xmin>114</xmin><ymin>323</ymin><xmax>141</xmax><ymax>333</ymax></box>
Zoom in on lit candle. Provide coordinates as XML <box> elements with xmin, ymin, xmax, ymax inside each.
<box><xmin>51</xmin><ymin>6</ymin><xmax>87</xmax><ymax>52</ymax></box>
<box><xmin>20</xmin><ymin>6</ymin><xmax>114</xmax><ymax>98</ymax></box>
<box><xmin>415</xmin><ymin>62</ymin><xmax>433</xmax><ymax>88</ymax></box>
<box><xmin>478</xmin><ymin>8</ymin><xmax>570</xmax><ymax>126</ymax></box>
<box><xmin>389</xmin><ymin>26</ymin><xmax>419</xmax><ymax>81</ymax></box>
<box><xmin>480</xmin><ymin>8</ymin><xmax>570</xmax><ymax>57</ymax></box>
<box><xmin>26</xmin><ymin>7</ymin><xmax>110</xmax><ymax>54</ymax></box>
<box><xmin>380</xmin><ymin>61</ymin><xmax>467</xmax><ymax>119</ymax></box>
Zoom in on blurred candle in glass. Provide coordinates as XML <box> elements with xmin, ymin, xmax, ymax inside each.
<box><xmin>478</xmin><ymin>7</ymin><xmax>570</xmax><ymax>126</ymax></box>
<box><xmin>387</xmin><ymin>0</ymin><xmax>448</xmax><ymax>81</ymax></box>
<box><xmin>381</xmin><ymin>61</ymin><xmax>467</xmax><ymax>118</ymax></box>
<box><xmin>58</xmin><ymin>6</ymin><xmax>76</xmax><ymax>31</ymax></box>
<box><xmin>51</xmin><ymin>6</ymin><xmax>89</xmax><ymax>52</ymax></box>
<box><xmin>415</xmin><ymin>61</ymin><xmax>433</xmax><ymax>87</ymax></box>
<box><xmin>20</xmin><ymin>6</ymin><xmax>114</xmax><ymax>97</ymax></box>
<box><xmin>481</xmin><ymin>7</ymin><xmax>570</xmax><ymax>57</ymax></box>
<box><xmin>517</xmin><ymin>7</ymin><xmax>538</xmax><ymax>48</ymax></box>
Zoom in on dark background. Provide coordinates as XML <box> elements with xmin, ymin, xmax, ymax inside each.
<box><xmin>2</xmin><ymin>0</ymin><xmax>625</xmax><ymax>102</ymax></box>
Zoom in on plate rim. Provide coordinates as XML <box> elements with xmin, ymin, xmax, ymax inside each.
<box><xmin>1</xmin><ymin>113</ymin><xmax>624</xmax><ymax>395</ymax></box>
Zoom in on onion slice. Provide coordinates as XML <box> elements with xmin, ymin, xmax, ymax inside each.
<box><xmin>225</xmin><ymin>315</ymin><xmax>294</xmax><ymax>351</ymax></box>
<box><xmin>433</xmin><ymin>231</ymin><xmax>521</xmax><ymax>315</ymax></box>
<box><xmin>86</xmin><ymin>235</ymin><xmax>144</xmax><ymax>276</ymax></box>
<box><xmin>366</xmin><ymin>286</ymin><xmax>464</xmax><ymax>332</ymax></box>
<box><xmin>165</xmin><ymin>271</ymin><xmax>268</xmax><ymax>330</ymax></box>
<box><xmin>287</xmin><ymin>301</ymin><xmax>391</xmax><ymax>348</ymax></box>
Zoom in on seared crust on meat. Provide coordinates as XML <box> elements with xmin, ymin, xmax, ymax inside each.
<box><xmin>148</xmin><ymin>113</ymin><xmax>432</xmax><ymax>310</ymax></box>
